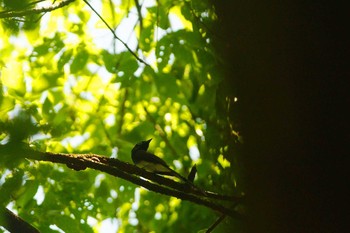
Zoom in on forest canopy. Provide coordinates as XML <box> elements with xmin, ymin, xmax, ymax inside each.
<box><xmin>0</xmin><ymin>0</ymin><xmax>241</xmax><ymax>232</ymax></box>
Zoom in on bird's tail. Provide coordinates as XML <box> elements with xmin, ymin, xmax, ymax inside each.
<box><xmin>170</xmin><ymin>167</ymin><xmax>206</xmax><ymax>195</ymax></box>
<box><xmin>155</xmin><ymin>167</ymin><xmax>188</xmax><ymax>182</ymax></box>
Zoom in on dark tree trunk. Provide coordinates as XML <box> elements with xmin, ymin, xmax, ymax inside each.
<box><xmin>212</xmin><ymin>1</ymin><xmax>348</xmax><ymax>232</ymax></box>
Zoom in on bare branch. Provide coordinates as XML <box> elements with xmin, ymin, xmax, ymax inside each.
<box><xmin>0</xmin><ymin>0</ymin><xmax>75</xmax><ymax>19</ymax></box>
<box><xmin>82</xmin><ymin>0</ymin><xmax>149</xmax><ymax>66</ymax></box>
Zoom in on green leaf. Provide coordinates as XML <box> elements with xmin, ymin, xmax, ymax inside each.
<box><xmin>42</xmin><ymin>97</ymin><xmax>53</xmax><ymax>117</ymax></box>
<box><xmin>118</xmin><ymin>52</ymin><xmax>139</xmax><ymax>77</ymax></box>
<box><xmin>32</xmin><ymin>71</ymin><xmax>63</xmax><ymax>93</ymax></box>
<box><xmin>101</xmin><ymin>50</ymin><xmax>118</xmax><ymax>73</ymax></box>
<box><xmin>15</xmin><ymin>180</ymin><xmax>39</xmax><ymax>208</ymax></box>
<box><xmin>0</xmin><ymin>170</ymin><xmax>24</xmax><ymax>206</ymax></box>
<box><xmin>139</xmin><ymin>24</ymin><xmax>154</xmax><ymax>52</ymax></box>
<box><xmin>154</xmin><ymin>73</ymin><xmax>180</xmax><ymax>101</ymax></box>
<box><xmin>58</xmin><ymin>49</ymin><xmax>73</xmax><ymax>71</ymax></box>
<box><xmin>70</xmin><ymin>48</ymin><xmax>89</xmax><ymax>74</ymax></box>
<box><xmin>181</xmin><ymin>4</ymin><xmax>192</xmax><ymax>21</ymax></box>
<box><xmin>112</xmin><ymin>53</ymin><xmax>139</xmax><ymax>88</ymax></box>
<box><xmin>147</xmin><ymin>6</ymin><xmax>170</xmax><ymax>29</ymax></box>
<box><xmin>54</xmin><ymin>215</ymin><xmax>82</xmax><ymax>232</ymax></box>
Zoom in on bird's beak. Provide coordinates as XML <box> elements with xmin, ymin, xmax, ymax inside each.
<box><xmin>147</xmin><ymin>138</ymin><xmax>152</xmax><ymax>143</ymax></box>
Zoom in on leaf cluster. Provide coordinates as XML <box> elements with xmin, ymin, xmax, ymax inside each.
<box><xmin>0</xmin><ymin>0</ymin><xmax>242</xmax><ymax>232</ymax></box>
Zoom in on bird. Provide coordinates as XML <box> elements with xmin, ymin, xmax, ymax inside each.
<box><xmin>131</xmin><ymin>139</ymin><xmax>187</xmax><ymax>182</ymax></box>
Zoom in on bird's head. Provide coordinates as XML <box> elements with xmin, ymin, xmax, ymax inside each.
<box><xmin>132</xmin><ymin>138</ymin><xmax>152</xmax><ymax>153</ymax></box>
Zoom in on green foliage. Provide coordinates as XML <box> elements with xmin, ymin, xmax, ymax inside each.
<box><xmin>0</xmin><ymin>0</ymin><xmax>40</xmax><ymax>32</ymax></box>
<box><xmin>0</xmin><ymin>0</ymin><xmax>240</xmax><ymax>232</ymax></box>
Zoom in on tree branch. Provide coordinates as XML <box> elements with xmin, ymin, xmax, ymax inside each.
<box><xmin>82</xmin><ymin>0</ymin><xmax>149</xmax><ymax>66</ymax></box>
<box><xmin>206</xmin><ymin>214</ymin><xmax>226</xmax><ymax>233</ymax></box>
<box><xmin>0</xmin><ymin>206</ymin><xmax>39</xmax><ymax>233</ymax></box>
<box><xmin>0</xmin><ymin>0</ymin><xmax>75</xmax><ymax>19</ymax></box>
<box><xmin>8</xmin><ymin>145</ymin><xmax>243</xmax><ymax>219</ymax></box>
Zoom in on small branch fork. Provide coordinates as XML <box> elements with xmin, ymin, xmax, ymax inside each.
<box><xmin>19</xmin><ymin>148</ymin><xmax>243</xmax><ymax>219</ymax></box>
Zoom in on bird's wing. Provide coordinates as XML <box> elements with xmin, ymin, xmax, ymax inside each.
<box><xmin>135</xmin><ymin>151</ymin><xmax>173</xmax><ymax>173</ymax></box>
<box><xmin>140</xmin><ymin>151</ymin><xmax>170</xmax><ymax>167</ymax></box>
<box><xmin>133</xmin><ymin>151</ymin><xmax>187</xmax><ymax>181</ymax></box>
<box><xmin>133</xmin><ymin>151</ymin><xmax>172</xmax><ymax>174</ymax></box>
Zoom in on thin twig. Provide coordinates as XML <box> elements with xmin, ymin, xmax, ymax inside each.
<box><xmin>0</xmin><ymin>0</ymin><xmax>75</xmax><ymax>18</ymax></box>
<box><xmin>108</xmin><ymin>0</ymin><xmax>117</xmax><ymax>53</ymax></box>
<box><xmin>206</xmin><ymin>214</ymin><xmax>226</xmax><ymax>233</ymax></box>
<box><xmin>134</xmin><ymin>0</ymin><xmax>143</xmax><ymax>35</ymax></box>
<box><xmin>82</xmin><ymin>0</ymin><xmax>149</xmax><ymax>66</ymax></box>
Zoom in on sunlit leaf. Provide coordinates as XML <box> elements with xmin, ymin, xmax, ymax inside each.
<box><xmin>70</xmin><ymin>46</ymin><xmax>89</xmax><ymax>73</ymax></box>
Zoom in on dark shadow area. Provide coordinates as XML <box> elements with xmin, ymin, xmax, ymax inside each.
<box><xmin>212</xmin><ymin>1</ymin><xmax>348</xmax><ymax>232</ymax></box>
